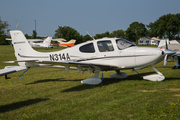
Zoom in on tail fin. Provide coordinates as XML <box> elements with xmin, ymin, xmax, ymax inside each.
<box><xmin>10</xmin><ymin>30</ymin><xmax>39</xmax><ymax>64</ymax></box>
<box><xmin>43</xmin><ymin>37</ymin><xmax>52</xmax><ymax>45</ymax></box>
<box><xmin>158</xmin><ymin>40</ymin><xmax>170</xmax><ymax>48</ymax></box>
<box><xmin>67</xmin><ymin>39</ymin><xmax>76</xmax><ymax>44</ymax></box>
<box><xmin>67</xmin><ymin>39</ymin><xmax>76</xmax><ymax>47</ymax></box>
<box><xmin>59</xmin><ymin>39</ymin><xmax>76</xmax><ymax>47</ymax></box>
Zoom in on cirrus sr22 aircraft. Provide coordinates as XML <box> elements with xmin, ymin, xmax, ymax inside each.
<box><xmin>0</xmin><ymin>30</ymin><xmax>176</xmax><ymax>85</ymax></box>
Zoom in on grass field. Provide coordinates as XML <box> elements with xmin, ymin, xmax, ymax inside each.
<box><xmin>0</xmin><ymin>45</ymin><xmax>180</xmax><ymax>120</ymax></box>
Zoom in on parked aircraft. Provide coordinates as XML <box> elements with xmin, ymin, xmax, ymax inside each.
<box><xmin>158</xmin><ymin>40</ymin><xmax>180</xmax><ymax>68</ymax></box>
<box><xmin>52</xmin><ymin>39</ymin><xmax>76</xmax><ymax>47</ymax></box>
<box><xmin>0</xmin><ymin>30</ymin><xmax>176</xmax><ymax>85</ymax></box>
<box><xmin>6</xmin><ymin>37</ymin><xmax>52</xmax><ymax>48</ymax></box>
<box><xmin>30</xmin><ymin>37</ymin><xmax>53</xmax><ymax>48</ymax></box>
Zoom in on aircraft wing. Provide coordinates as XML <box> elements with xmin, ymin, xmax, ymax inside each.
<box><xmin>51</xmin><ymin>38</ymin><xmax>67</xmax><ymax>42</ymax></box>
<box><xmin>27</xmin><ymin>39</ymin><xmax>43</xmax><ymax>42</ymax></box>
<box><xmin>0</xmin><ymin>66</ymin><xmax>27</xmax><ymax>76</ymax></box>
<box><xmin>2</xmin><ymin>60</ymin><xmax>118</xmax><ymax>74</ymax></box>
<box><xmin>38</xmin><ymin>61</ymin><xmax>119</xmax><ymax>71</ymax></box>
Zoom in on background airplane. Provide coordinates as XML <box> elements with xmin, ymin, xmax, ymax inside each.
<box><xmin>30</xmin><ymin>37</ymin><xmax>53</xmax><ymax>48</ymax></box>
<box><xmin>51</xmin><ymin>39</ymin><xmax>76</xmax><ymax>47</ymax></box>
<box><xmin>6</xmin><ymin>37</ymin><xmax>53</xmax><ymax>48</ymax></box>
<box><xmin>0</xmin><ymin>30</ymin><xmax>175</xmax><ymax>85</ymax></box>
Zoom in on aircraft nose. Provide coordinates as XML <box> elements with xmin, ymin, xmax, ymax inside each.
<box><xmin>134</xmin><ymin>47</ymin><xmax>165</xmax><ymax>67</ymax></box>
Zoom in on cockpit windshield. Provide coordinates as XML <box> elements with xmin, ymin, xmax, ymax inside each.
<box><xmin>116</xmin><ymin>39</ymin><xmax>136</xmax><ymax>50</ymax></box>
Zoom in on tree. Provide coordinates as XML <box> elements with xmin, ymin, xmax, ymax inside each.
<box><xmin>176</xmin><ymin>13</ymin><xmax>180</xmax><ymax>37</ymax></box>
<box><xmin>146</xmin><ymin>22</ymin><xmax>159</xmax><ymax>37</ymax></box>
<box><xmin>94</xmin><ymin>31</ymin><xmax>110</xmax><ymax>39</ymax></box>
<box><xmin>126</xmin><ymin>22</ymin><xmax>147</xmax><ymax>43</ymax></box>
<box><xmin>83</xmin><ymin>34</ymin><xmax>93</xmax><ymax>42</ymax></box>
<box><xmin>110</xmin><ymin>29</ymin><xmax>125</xmax><ymax>38</ymax></box>
<box><xmin>32</xmin><ymin>30</ymin><xmax>37</xmax><ymax>39</ymax></box>
<box><xmin>147</xmin><ymin>13</ymin><xmax>180</xmax><ymax>40</ymax></box>
<box><xmin>54</xmin><ymin>26</ymin><xmax>83</xmax><ymax>44</ymax></box>
<box><xmin>0</xmin><ymin>17</ymin><xmax>10</xmax><ymax>45</ymax></box>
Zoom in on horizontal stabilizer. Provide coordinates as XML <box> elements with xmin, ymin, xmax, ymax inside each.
<box><xmin>6</xmin><ymin>38</ymin><xmax>43</xmax><ymax>42</ymax></box>
<box><xmin>0</xmin><ymin>66</ymin><xmax>27</xmax><ymax>76</ymax></box>
<box><xmin>4</xmin><ymin>59</ymin><xmax>39</xmax><ymax>63</ymax></box>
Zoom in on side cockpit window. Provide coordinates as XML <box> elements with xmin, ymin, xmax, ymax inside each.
<box><xmin>97</xmin><ymin>40</ymin><xmax>114</xmax><ymax>52</ymax></box>
<box><xmin>79</xmin><ymin>43</ymin><xmax>95</xmax><ymax>53</ymax></box>
<box><xmin>116</xmin><ymin>39</ymin><xmax>136</xmax><ymax>50</ymax></box>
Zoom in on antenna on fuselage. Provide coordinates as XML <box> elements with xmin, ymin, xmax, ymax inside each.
<box><xmin>86</xmin><ymin>31</ymin><xmax>95</xmax><ymax>40</ymax></box>
<box><xmin>16</xmin><ymin>21</ymin><xmax>19</xmax><ymax>30</ymax></box>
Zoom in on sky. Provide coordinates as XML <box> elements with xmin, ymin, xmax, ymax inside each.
<box><xmin>0</xmin><ymin>0</ymin><xmax>180</xmax><ymax>37</ymax></box>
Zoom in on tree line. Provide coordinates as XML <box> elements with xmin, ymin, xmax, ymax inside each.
<box><xmin>0</xmin><ymin>13</ymin><xmax>180</xmax><ymax>45</ymax></box>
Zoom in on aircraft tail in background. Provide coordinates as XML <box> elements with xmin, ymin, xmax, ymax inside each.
<box><xmin>43</xmin><ymin>37</ymin><xmax>52</xmax><ymax>45</ymax></box>
<box><xmin>58</xmin><ymin>39</ymin><xmax>76</xmax><ymax>47</ymax></box>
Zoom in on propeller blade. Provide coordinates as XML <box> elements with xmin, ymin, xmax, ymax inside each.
<box><xmin>164</xmin><ymin>54</ymin><xmax>168</xmax><ymax>68</ymax></box>
<box><xmin>165</xmin><ymin>40</ymin><xmax>168</xmax><ymax>50</ymax></box>
<box><xmin>163</xmin><ymin>49</ymin><xmax>176</xmax><ymax>68</ymax></box>
<box><xmin>162</xmin><ymin>41</ymin><xmax>175</xmax><ymax>68</ymax></box>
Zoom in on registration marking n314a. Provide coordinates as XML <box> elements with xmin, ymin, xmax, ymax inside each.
<box><xmin>49</xmin><ymin>53</ymin><xmax>70</xmax><ymax>61</ymax></box>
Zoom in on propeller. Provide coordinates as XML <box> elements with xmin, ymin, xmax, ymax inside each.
<box><xmin>163</xmin><ymin>40</ymin><xmax>176</xmax><ymax>68</ymax></box>
<box><xmin>163</xmin><ymin>40</ymin><xmax>168</xmax><ymax>68</ymax></box>
<box><xmin>165</xmin><ymin>40</ymin><xmax>168</xmax><ymax>49</ymax></box>
<box><xmin>163</xmin><ymin>54</ymin><xmax>168</xmax><ymax>68</ymax></box>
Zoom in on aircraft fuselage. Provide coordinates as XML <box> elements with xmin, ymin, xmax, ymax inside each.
<box><xmin>16</xmin><ymin>38</ymin><xmax>164</xmax><ymax>70</ymax></box>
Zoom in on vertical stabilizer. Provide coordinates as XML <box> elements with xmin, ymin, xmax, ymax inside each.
<box><xmin>43</xmin><ymin>37</ymin><xmax>52</xmax><ymax>46</ymax></box>
<box><xmin>59</xmin><ymin>39</ymin><xmax>76</xmax><ymax>47</ymax></box>
<box><xmin>10</xmin><ymin>30</ymin><xmax>40</xmax><ymax>66</ymax></box>
<box><xmin>158</xmin><ymin>40</ymin><xmax>170</xmax><ymax>48</ymax></box>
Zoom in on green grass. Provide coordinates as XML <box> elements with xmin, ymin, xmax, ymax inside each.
<box><xmin>0</xmin><ymin>45</ymin><xmax>180</xmax><ymax>120</ymax></box>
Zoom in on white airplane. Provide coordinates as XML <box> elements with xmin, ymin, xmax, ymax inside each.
<box><xmin>0</xmin><ymin>30</ymin><xmax>176</xmax><ymax>85</ymax></box>
<box><xmin>30</xmin><ymin>37</ymin><xmax>53</xmax><ymax>48</ymax></box>
<box><xmin>51</xmin><ymin>39</ymin><xmax>76</xmax><ymax>47</ymax></box>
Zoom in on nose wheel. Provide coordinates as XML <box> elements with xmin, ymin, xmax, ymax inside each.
<box><xmin>143</xmin><ymin>66</ymin><xmax>165</xmax><ymax>81</ymax></box>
